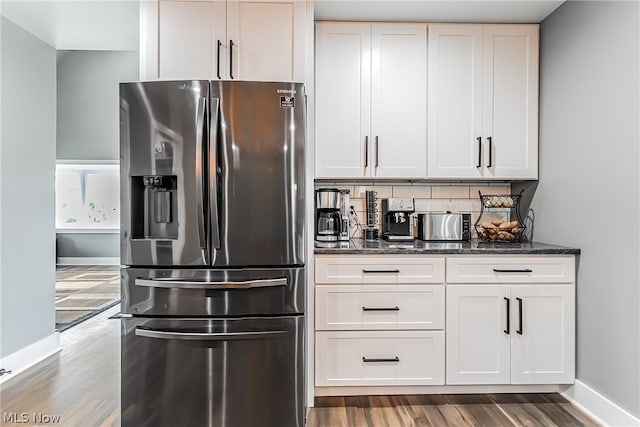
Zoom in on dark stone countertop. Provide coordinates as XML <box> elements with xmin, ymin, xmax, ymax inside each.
<box><xmin>314</xmin><ymin>239</ymin><xmax>580</xmax><ymax>255</ymax></box>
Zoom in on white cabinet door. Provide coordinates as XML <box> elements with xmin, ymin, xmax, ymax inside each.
<box><xmin>510</xmin><ymin>285</ymin><xmax>575</xmax><ymax>384</ymax></box>
<box><xmin>446</xmin><ymin>256</ymin><xmax>576</xmax><ymax>284</ymax></box>
<box><xmin>427</xmin><ymin>24</ymin><xmax>484</xmax><ymax>179</ymax></box>
<box><xmin>483</xmin><ymin>25</ymin><xmax>539</xmax><ymax>179</ymax></box>
<box><xmin>427</xmin><ymin>24</ymin><xmax>539</xmax><ymax>179</ymax></box>
<box><xmin>226</xmin><ymin>0</ymin><xmax>305</xmax><ymax>81</ymax></box>
<box><xmin>158</xmin><ymin>1</ymin><xmax>226</xmax><ymax>80</ymax></box>
<box><xmin>446</xmin><ymin>285</ymin><xmax>511</xmax><ymax>385</ymax></box>
<box><xmin>315</xmin><ymin>22</ymin><xmax>371</xmax><ymax>178</ymax></box>
<box><xmin>371</xmin><ymin>24</ymin><xmax>427</xmax><ymax>178</ymax></box>
<box><xmin>315</xmin><ymin>284</ymin><xmax>444</xmax><ymax>330</ymax></box>
<box><xmin>316</xmin><ymin>331</ymin><xmax>445</xmax><ymax>386</ymax></box>
<box><xmin>315</xmin><ymin>255</ymin><xmax>445</xmax><ymax>284</ymax></box>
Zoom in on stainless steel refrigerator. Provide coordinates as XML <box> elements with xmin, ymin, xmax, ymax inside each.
<box><xmin>119</xmin><ymin>81</ymin><xmax>305</xmax><ymax>427</ymax></box>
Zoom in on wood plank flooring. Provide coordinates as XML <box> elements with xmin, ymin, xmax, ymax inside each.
<box><xmin>307</xmin><ymin>394</ymin><xmax>600</xmax><ymax>427</ymax></box>
<box><xmin>0</xmin><ymin>304</ymin><xmax>599</xmax><ymax>427</ymax></box>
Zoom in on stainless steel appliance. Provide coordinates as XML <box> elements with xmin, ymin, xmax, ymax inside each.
<box><xmin>381</xmin><ymin>198</ymin><xmax>415</xmax><ymax>241</ymax></box>
<box><xmin>417</xmin><ymin>212</ymin><xmax>471</xmax><ymax>241</ymax></box>
<box><xmin>119</xmin><ymin>80</ymin><xmax>305</xmax><ymax>427</ymax></box>
<box><xmin>315</xmin><ymin>188</ymin><xmax>350</xmax><ymax>241</ymax></box>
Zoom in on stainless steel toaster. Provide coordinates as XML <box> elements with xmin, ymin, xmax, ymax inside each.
<box><xmin>417</xmin><ymin>213</ymin><xmax>471</xmax><ymax>241</ymax></box>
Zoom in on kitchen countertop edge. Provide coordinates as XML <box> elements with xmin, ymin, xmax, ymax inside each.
<box><xmin>314</xmin><ymin>239</ymin><xmax>581</xmax><ymax>255</ymax></box>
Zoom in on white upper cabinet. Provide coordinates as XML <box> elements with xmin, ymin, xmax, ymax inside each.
<box><xmin>315</xmin><ymin>23</ymin><xmax>371</xmax><ymax>178</ymax></box>
<box><xmin>315</xmin><ymin>22</ymin><xmax>427</xmax><ymax>179</ymax></box>
<box><xmin>142</xmin><ymin>0</ymin><xmax>305</xmax><ymax>81</ymax></box>
<box><xmin>158</xmin><ymin>1</ymin><xmax>226</xmax><ymax>80</ymax></box>
<box><xmin>428</xmin><ymin>24</ymin><xmax>539</xmax><ymax>179</ymax></box>
<box><xmin>371</xmin><ymin>24</ymin><xmax>428</xmax><ymax>178</ymax></box>
<box><xmin>227</xmin><ymin>0</ymin><xmax>305</xmax><ymax>81</ymax></box>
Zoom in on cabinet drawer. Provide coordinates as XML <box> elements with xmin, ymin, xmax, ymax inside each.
<box><xmin>447</xmin><ymin>256</ymin><xmax>575</xmax><ymax>283</ymax></box>
<box><xmin>315</xmin><ymin>256</ymin><xmax>445</xmax><ymax>284</ymax></box>
<box><xmin>315</xmin><ymin>331</ymin><xmax>444</xmax><ymax>386</ymax></box>
<box><xmin>316</xmin><ymin>285</ymin><xmax>444</xmax><ymax>330</ymax></box>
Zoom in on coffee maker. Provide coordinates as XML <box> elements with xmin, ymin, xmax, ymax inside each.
<box><xmin>315</xmin><ymin>189</ymin><xmax>350</xmax><ymax>242</ymax></box>
<box><xmin>381</xmin><ymin>198</ymin><xmax>415</xmax><ymax>241</ymax></box>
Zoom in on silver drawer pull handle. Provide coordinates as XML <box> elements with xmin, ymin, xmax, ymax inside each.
<box><xmin>362</xmin><ymin>269</ymin><xmax>400</xmax><ymax>274</ymax></box>
<box><xmin>135</xmin><ymin>277</ymin><xmax>287</xmax><ymax>289</ymax></box>
<box><xmin>135</xmin><ymin>328</ymin><xmax>287</xmax><ymax>341</ymax></box>
<box><xmin>362</xmin><ymin>306</ymin><xmax>400</xmax><ymax>312</ymax></box>
<box><xmin>492</xmin><ymin>269</ymin><xmax>533</xmax><ymax>273</ymax></box>
<box><xmin>362</xmin><ymin>356</ymin><xmax>400</xmax><ymax>363</ymax></box>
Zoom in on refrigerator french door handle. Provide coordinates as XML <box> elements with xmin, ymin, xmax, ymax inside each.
<box><xmin>135</xmin><ymin>329</ymin><xmax>287</xmax><ymax>341</ymax></box>
<box><xmin>195</xmin><ymin>97</ymin><xmax>208</xmax><ymax>263</ymax></box>
<box><xmin>209</xmin><ymin>97</ymin><xmax>221</xmax><ymax>250</ymax></box>
<box><xmin>134</xmin><ymin>277</ymin><xmax>288</xmax><ymax>289</ymax></box>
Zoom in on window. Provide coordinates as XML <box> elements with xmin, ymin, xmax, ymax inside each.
<box><xmin>55</xmin><ymin>162</ymin><xmax>120</xmax><ymax>230</ymax></box>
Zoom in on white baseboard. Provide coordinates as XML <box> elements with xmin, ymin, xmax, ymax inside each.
<box><xmin>56</xmin><ymin>257</ymin><xmax>120</xmax><ymax>265</ymax></box>
<box><xmin>561</xmin><ymin>380</ymin><xmax>640</xmax><ymax>427</ymax></box>
<box><xmin>0</xmin><ymin>333</ymin><xmax>61</xmax><ymax>384</ymax></box>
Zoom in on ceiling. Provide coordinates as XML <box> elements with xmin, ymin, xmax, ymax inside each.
<box><xmin>0</xmin><ymin>0</ymin><xmax>564</xmax><ymax>51</ymax></box>
<box><xmin>1</xmin><ymin>1</ymin><xmax>139</xmax><ymax>50</ymax></box>
<box><xmin>315</xmin><ymin>0</ymin><xmax>565</xmax><ymax>23</ymax></box>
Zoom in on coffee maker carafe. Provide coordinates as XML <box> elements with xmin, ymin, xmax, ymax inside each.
<box><xmin>381</xmin><ymin>198</ymin><xmax>415</xmax><ymax>241</ymax></box>
<box><xmin>315</xmin><ymin>189</ymin><xmax>350</xmax><ymax>242</ymax></box>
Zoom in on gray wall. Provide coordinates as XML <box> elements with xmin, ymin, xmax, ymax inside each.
<box><xmin>535</xmin><ymin>1</ymin><xmax>639</xmax><ymax>417</ymax></box>
<box><xmin>57</xmin><ymin>50</ymin><xmax>138</xmax><ymax>160</ymax></box>
<box><xmin>56</xmin><ymin>50</ymin><xmax>138</xmax><ymax>259</ymax></box>
<box><xmin>1</xmin><ymin>17</ymin><xmax>57</xmax><ymax>357</ymax></box>
<box><xmin>56</xmin><ymin>233</ymin><xmax>119</xmax><ymax>258</ymax></box>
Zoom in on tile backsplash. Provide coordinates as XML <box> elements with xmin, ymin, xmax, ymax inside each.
<box><xmin>314</xmin><ymin>182</ymin><xmax>512</xmax><ymax>239</ymax></box>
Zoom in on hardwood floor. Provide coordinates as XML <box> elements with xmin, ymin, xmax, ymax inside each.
<box><xmin>55</xmin><ymin>265</ymin><xmax>120</xmax><ymax>331</ymax></box>
<box><xmin>307</xmin><ymin>394</ymin><xmax>600</xmax><ymax>427</ymax></box>
<box><xmin>0</xmin><ymin>307</ymin><xmax>599</xmax><ymax>426</ymax></box>
<box><xmin>0</xmin><ymin>305</ymin><xmax>121</xmax><ymax>426</ymax></box>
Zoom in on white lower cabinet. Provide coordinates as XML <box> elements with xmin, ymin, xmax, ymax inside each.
<box><xmin>316</xmin><ymin>331</ymin><xmax>445</xmax><ymax>386</ymax></box>
<box><xmin>446</xmin><ymin>284</ymin><xmax>575</xmax><ymax>385</ymax></box>
<box><xmin>314</xmin><ymin>254</ymin><xmax>575</xmax><ymax>393</ymax></box>
<box><xmin>316</xmin><ymin>284</ymin><xmax>444</xmax><ymax>330</ymax></box>
<box><xmin>315</xmin><ymin>256</ymin><xmax>446</xmax><ymax>389</ymax></box>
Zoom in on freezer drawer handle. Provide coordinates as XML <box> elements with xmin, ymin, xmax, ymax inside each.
<box><xmin>135</xmin><ymin>329</ymin><xmax>287</xmax><ymax>341</ymax></box>
<box><xmin>493</xmin><ymin>268</ymin><xmax>533</xmax><ymax>273</ymax></box>
<box><xmin>362</xmin><ymin>306</ymin><xmax>400</xmax><ymax>312</ymax></box>
<box><xmin>362</xmin><ymin>357</ymin><xmax>400</xmax><ymax>363</ymax></box>
<box><xmin>134</xmin><ymin>277</ymin><xmax>288</xmax><ymax>289</ymax></box>
<box><xmin>362</xmin><ymin>269</ymin><xmax>400</xmax><ymax>274</ymax></box>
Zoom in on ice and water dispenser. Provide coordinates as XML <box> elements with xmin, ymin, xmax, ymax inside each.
<box><xmin>130</xmin><ymin>175</ymin><xmax>178</xmax><ymax>239</ymax></box>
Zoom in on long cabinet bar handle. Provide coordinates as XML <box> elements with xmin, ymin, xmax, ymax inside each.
<box><xmin>216</xmin><ymin>40</ymin><xmax>222</xmax><ymax>79</ymax></box>
<box><xmin>362</xmin><ymin>269</ymin><xmax>400</xmax><ymax>274</ymax></box>
<box><xmin>136</xmin><ymin>329</ymin><xmax>286</xmax><ymax>341</ymax></box>
<box><xmin>476</xmin><ymin>136</ymin><xmax>482</xmax><ymax>168</ymax></box>
<box><xmin>229</xmin><ymin>39</ymin><xmax>234</xmax><ymax>79</ymax></box>
<box><xmin>493</xmin><ymin>268</ymin><xmax>533</xmax><ymax>273</ymax></box>
<box><xmin>504</xmin><ymin>297</ymin><xmax>510</xmax><ymax>335</ymax></box>
<box><xmin>362</xmin><ymin>357</ymin><xmax>400</xmax><ymax>363</ymax></box>
<box><xmin>364</xmin><ymin>136</ymin><xmax>369</xmax><ymax>168</ymax></box>
<box><xmin>487</xmin><ymin>136</ymin><xmax>493</xmax><ymax>168</ymax></box>
<box><xmin>135</xmin><ymin>278</ymin><xmax>287</xmax><ymax>290</ymax></box>
<box><xmin>375</xmin><ymin>136</ymin><xmax>379</xmax><ymax>167</ymax></box>
<box><xmin>516</xmin><ymin>297</ymin><xmax>523</xmax><ymax>335</ymax></box>
<box><xmin>362</xmin><ymin>306</ymin><xmax>400</xmax><ymax>312</ymax></box>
